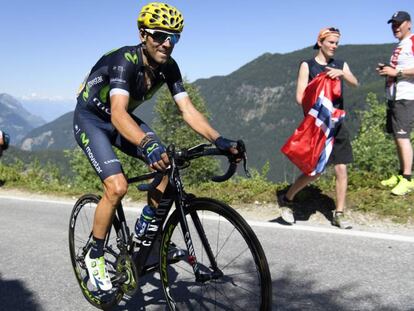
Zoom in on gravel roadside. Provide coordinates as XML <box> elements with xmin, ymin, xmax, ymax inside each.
<box><xmin>1</xmin><ymin>187</ymin><xmax>413</xmax><ymax>237</ymax></box>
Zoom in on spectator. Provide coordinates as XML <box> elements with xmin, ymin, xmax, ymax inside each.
<box><xmin>279</xmin><ymin>27</ymin><xmax>358</xmax><ymax>229</ymax></box>
<box><xmin>378</xmin><ymin>11</ymin><xmax>414</xmax><ymax>196</ymax></box>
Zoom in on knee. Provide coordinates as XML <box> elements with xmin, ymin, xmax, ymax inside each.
<box><xmin>104</xmin><ymin>175</ymin><xmax>128</xmax><ymax>201</ymax></box>
<box><xmin>335</xmin><ymin>164</ymin><xmax>347</xmax><ymax>179</ymax></box>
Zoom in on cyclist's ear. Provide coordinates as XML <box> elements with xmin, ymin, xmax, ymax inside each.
<box><xmin>139</xmin><ymin>28</ymin><xmax>147</xmax><ymax>43</ymax></box>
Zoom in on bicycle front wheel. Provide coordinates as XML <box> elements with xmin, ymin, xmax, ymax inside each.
<box><xmin>160</xmin><ymin>197</ymin><xmax>272</xmax><ymax>310</ymax></box>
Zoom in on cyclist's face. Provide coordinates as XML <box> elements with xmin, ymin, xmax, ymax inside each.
<box><xmin>141</xmin><ymin>30</ymin><xmax>175</xmax><ymax>64</ymax></box>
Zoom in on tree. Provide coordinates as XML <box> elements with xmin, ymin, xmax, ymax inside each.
<box><xmin>153</xmin><ymin>79</ymin><xmax>220</xmax><ymax>184</ymax></box>
<box><xmin>352</xmin><ymin>93</ymin><xmax>398</xmax><ymax>177</ymax></box>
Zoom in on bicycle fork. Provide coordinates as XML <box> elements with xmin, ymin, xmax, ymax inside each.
<box><xmin>177</xmin><ymin>197</ymin><xmax>223</xmax><ymax>283</ymax></box>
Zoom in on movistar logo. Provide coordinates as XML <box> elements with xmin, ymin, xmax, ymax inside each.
<box><xmin>124</xmin><ymin>52</ymin><xmax>138</xmax><ymax>64</ymax></box>
<box><xmin>146</xmin><ymin>143</ymin><xmax>159</xmax><ymax>153</ymax></box>
<box><xmin>80</xmin><ymin>132</ymin><xmax>89</xmax><ymax>147</ymax></box>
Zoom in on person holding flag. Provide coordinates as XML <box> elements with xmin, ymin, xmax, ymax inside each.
<box><xmin>279</xmin><ymin>27</ymin><xmax>358</xmax><ymax>229</ymax></box>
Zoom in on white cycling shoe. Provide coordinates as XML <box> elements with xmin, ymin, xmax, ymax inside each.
<box><xmin>85</xmin><ymin>250</ymin><xmax>113</xmax><ymax>291</ymax></box>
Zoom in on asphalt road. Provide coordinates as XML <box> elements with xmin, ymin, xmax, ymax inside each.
<box><xmin>0</xmin><ymin>195</ymin><xmax>413</xmax><ymax>311</ymax></box>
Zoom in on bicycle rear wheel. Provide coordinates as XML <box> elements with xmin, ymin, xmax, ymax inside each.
<box><xmin>160</xmin><ymin>197</ymin><xmax>272</xmax><ymax>310</ymax></box>
<box><xmin>68</xmin><ymin>194</ymin><xmax>127</xmax><ymax>309</ymax></box>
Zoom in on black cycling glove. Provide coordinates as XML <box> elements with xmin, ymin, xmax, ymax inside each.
<box><xmin>141</xmin><ymin>136</ymin><xmax>166</xmax><ymax>166</ymax></box>
<box><xmin>214</xmin><ymin>136</ymin><xmax>237</xmax><ymax>152</ymax></box>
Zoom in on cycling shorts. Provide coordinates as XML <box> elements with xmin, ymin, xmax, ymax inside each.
<box><xmin>73</xmin><ymin>104</ymin><xmax>160</xmax><ymax>181</ymax></box>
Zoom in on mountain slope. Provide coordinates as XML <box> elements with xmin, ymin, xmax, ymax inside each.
<box><xmin>18</xmin><ymin>43</ymin><xmax>395</xmax><ymax>181</ymax></box>
<box><xmin>0</xmin><ymin>93</ymin><xmax>46</xmax><ymax>143</ymax></box>
<box><xmin>20</xmin><ymin>111</ymin><xmax>76</xmax><ymax>151</ymax></box>
<box><xmin>194</xmin><ymin>44</ymin><xmax>394</xmax><ymax>181</ymax></box>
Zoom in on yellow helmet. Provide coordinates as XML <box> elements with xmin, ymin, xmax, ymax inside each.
<box><xmin>138</xmin><ymin>2</ymin><xmax>184</xmax><ymax>33</ymax></box>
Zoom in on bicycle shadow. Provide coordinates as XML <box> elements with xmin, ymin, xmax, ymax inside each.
<box><xmin>0</xmin><ymin>273</ymin><xmax>42</xmax><ymax>311</ymax></box>
<box><xmin>273</xmin><ymin>185</ymin><xmax>336</xmax><ymax>224</ymax></box>
<box><xmin>114</xmin><ymin>271</ymin><xmax>167</xmax><ymax>310</ymax></box>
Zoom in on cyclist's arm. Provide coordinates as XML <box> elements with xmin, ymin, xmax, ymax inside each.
<box><xmin>110</xmin><ymin>94</ymin><xmax>147</xmax><ymax>145</ymax></box>
<box><xmin>175</xmin><ymin>95</ymin><xmax>220</xmax><ymax>142</ymax></box>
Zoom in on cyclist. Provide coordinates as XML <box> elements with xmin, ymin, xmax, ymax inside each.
<box><xmin>0</xmin><ymin>130</ymin><xmax>10</xmax><ymax>157</ymax></box>
<box><xmin>73</xmin><ymin>2</ymin><xmax>239</xmax><ymax>291</ymax></box>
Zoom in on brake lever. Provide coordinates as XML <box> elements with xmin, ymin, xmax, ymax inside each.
<box><xmin>242</xmin><ymin>154</ymin><xmax>251</xmax><ymax>178</ymax></box>
<box><xmin>235</xmin><ymin>140</ymin><xmax>251</xmax><ymax>178</ymax></box>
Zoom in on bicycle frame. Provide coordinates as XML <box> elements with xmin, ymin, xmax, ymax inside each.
<box><xmin>110</xmin><ymin>152</ymin><xmax>221</xmax><ymax>284</ymax></box>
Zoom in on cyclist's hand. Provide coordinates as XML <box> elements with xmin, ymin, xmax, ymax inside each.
<box><xmin>141</xmin><ymin>138</ymin><xmax>169</xmax><ymax>171</ymax></box>
<box><xmin>214</xmin><ymin>136</ymin><xmax>239</xmax><ymax>156</ymax></box>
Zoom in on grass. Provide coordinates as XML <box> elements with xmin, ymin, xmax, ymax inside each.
<box><xmin>0</xmin><ymin>161</ymin><xmax>412</xmax><ymax>224</ymax></box>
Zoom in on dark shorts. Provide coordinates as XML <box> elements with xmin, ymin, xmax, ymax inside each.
<box><xmin>73</xmin><ymin>104</ymin><xmax>159</xmax><ymax>181</ymax></box>
<box><xmin>328</xmin><ymin>123</ymin><xmax>354</xmax><ymax>165</ymax></box>
<box><xmin>386</xmin><ymin>99</ymin><xmax>414</xmax><ymax>139</ymax></box>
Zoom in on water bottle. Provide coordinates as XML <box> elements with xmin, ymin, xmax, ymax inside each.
<box><xmin>134</xmin><ymin>205</ymin><xmax>155</xmax><ymax>238</ymax></box>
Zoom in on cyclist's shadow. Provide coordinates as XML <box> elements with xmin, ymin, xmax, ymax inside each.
<box><xmin>114</xmin><ymin>242</ymin><xmax>168</xmax><ymax>310</ymax></box>
<box><xmin>114</xmin><ymin>272</ymin><xmax>166</xmax><ymax>310</ymax></box>
<box><xmin>274</xmin><ymin>185</ymin><xmax>336</xmax><ymax>224</ymax></box>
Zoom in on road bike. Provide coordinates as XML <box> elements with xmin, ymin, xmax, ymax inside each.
<box><xmin>69</xmin><ymin>141</ymin><xmax>272</xmax><ymax>310</ymax></box>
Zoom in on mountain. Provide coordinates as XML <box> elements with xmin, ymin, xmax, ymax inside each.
<box><xmin>20</xmin><ymin>99</ymin><xmax>76</xmax><ymax>122</ymax></box>
<box><xmin>20</xmin><ymin>111</ymin><xmax>76</xmax><ymax>151</ymax></box>
<box><xmin>18</xmin><ymin>43</ymin><xmax>395</xmax><ymax>181</ymax></box>
<box><xmin>194</xmin><ymin>44</ymin><xmax>394</xmax><ymax>181</ymax></box>
<box><xmin>0</xmin><ymin>93</ymin><xmax>46</xmax><ymax>144</ymax></box>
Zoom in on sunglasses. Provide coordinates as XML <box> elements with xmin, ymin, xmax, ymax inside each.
<box><xmin>145</xmin><ymin>29</ymin><xmax>180</xmax><ymax>45</ymax></box>
<box><xmin>328</xmin><ymin>27</ymin><xmax>340</xmax><ymax>34</ymax></box>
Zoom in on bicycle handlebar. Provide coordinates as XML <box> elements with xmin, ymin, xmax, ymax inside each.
<box><xmin>133</xmin><ymin>140</ymin><xmax>250</xmax><ymax>191</ymax></box>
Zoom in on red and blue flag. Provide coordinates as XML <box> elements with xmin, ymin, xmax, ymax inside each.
<box><xmin>281</xmin><ymin>73</ymin><xmax>345</xmax><ymax>176</ymax></box>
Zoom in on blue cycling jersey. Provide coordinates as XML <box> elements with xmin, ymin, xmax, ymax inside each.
<box><xmin>77</xmin><ymin>44</ymin><xmax>186</xmax><ymax>120</ymax></box>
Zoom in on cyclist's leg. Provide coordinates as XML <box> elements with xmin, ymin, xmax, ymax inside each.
<box><xmin>112</xmin><ymin>115</ymin><xmax>169</xmax><ymax>207</ymax></box>
<box><xmin>112</xmin><ymin>115</ymin><xmax>169</xmax><ymax>237</ymax></box>
<box><xmin>74</xmin><ymin>108</ymin><xmax>128</xmax><ymax>290</ymax></box>
<box><xmin>74</xmin><ymin>109</ymin><xmax>129</xmax><ymax>238</ymax></box>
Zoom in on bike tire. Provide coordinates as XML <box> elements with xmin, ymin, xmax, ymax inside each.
<box><xmin>68</xmin><ymin>194</ymin><xmax>125</xmax><ymax>310</ymax></box>
<box><xmin>159</xmin><ymin>197</ymin><xmax>272</xmax><ymax>310</ymax></box>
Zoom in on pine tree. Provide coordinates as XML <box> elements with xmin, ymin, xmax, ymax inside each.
<box><xmin>153</xmin><ymin>79</ymin><xmax>220</xmax><ymax>184</ymax></box>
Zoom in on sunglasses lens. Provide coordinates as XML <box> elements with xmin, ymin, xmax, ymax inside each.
<box><xmin>152</xmin><ymin>31</ymin><xmax>169</xmax><ymax>42</ymax></box>
<box><xmin>170</xmin><ymin>34</ymin><xmax>180</xmax><ymax>45</ymax></box>
<box><xmin>150</xmin><ymin>31</ymin><xmax>180</xmax><ymax>45</ymax></box>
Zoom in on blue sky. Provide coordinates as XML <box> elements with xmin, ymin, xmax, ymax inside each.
<box><xmin>1</xmin><ymin>0</ymin><xmax>414</xmax><ymax>102</ymax></box>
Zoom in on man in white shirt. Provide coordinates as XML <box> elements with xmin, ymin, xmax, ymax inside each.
<box><xmin>378</xmin><ymin>11</ymin><xmax>414</xmax><ymax>196</ymax></box>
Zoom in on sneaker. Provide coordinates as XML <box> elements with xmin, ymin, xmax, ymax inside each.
<box><xmin>277</xmin><ymin>193</ymin><xmax>295</xmax><ymax>224</ymax></box>
<box><xmin>85</xmin><ymin>250</ymin><xmax>113</xmax><ymax>291</ymax></box>
<box><xmin>380</xmin><ymin>175</ymin><xmax>401</xmax><ymax>187</ymax></box>
<box><xmin>391</xmin><ymin>177</ymin><xmax>414</xmax><ymax>196</ymax></box>
<box><xmin>332</xmin><ymin>212</ymin><xmax>352</xmax><ymax>229</ymax></box>
<box><xmin>281</xmin><ymin>208</ymin><xmax>295</xmax><ymax>224</ymax></box>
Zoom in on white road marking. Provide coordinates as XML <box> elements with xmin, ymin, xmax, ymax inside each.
<box><xmin>1</xmin><ymin>194</ymin><xmax>413</xmax><ymax>243</ymax></box>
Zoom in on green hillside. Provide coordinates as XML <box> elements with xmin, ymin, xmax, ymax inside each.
<box><xmin>195</xmin><ymin>44</ymin><xmax>394</xmax><ymax>181</ymax></box>
<box><xmin>13</xmin><ymin>43</ymin><xmax>395</xmax><ymax>182</ymax></box>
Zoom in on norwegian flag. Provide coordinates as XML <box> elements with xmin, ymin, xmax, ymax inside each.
<box><xmin>281</xmin><ymin>72</ymin><xmax>345</xmax><ymax>176</ymax></box>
